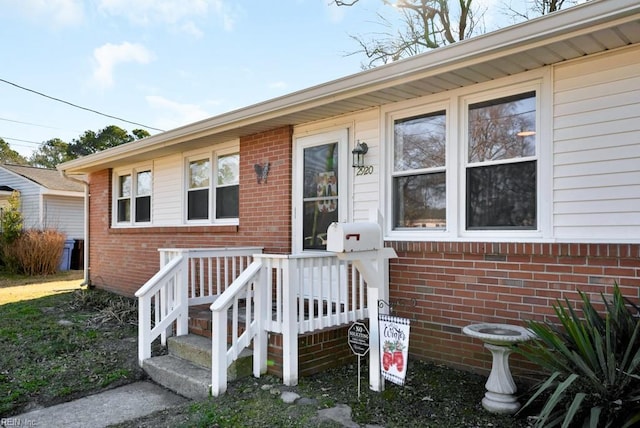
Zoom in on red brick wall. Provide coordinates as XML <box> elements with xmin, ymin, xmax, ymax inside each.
<box><xmin>86</xmin><ymin>126</ymin><xmax>293</xmax><ymax>296</ymax></box>
<box><xmin>387</xmin><ymin>241</ymin><xmax>640</xmax><ymax>378</ymax></box>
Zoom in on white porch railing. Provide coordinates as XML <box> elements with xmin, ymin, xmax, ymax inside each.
<box><xmin>210</xmin><ymin>252</ymin><xmax>367</xmax><ymax>395</ymax></box>
<box><xmin>136</xmin><ymin>247</ymin><xmax>262</xmax><ymax>365</ymax></box>
<box><xmin>136</xmin><ymin>247</ymin><xmax>374</xmax><ymax>397</ymax></box>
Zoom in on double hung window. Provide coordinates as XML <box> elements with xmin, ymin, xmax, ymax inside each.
<box><xmin>115</xmin><ymin>167</ymin><xmax>152</xmax><ymax>225</ymax></box>
<box><xmin>392</xmin><ymin>110</ymin><xmax>447</xmax><ymax>229</ymax></box>
<box><xmin>186</xmin><ymin>151</ymin><xmax>239</xmax><ymax>222</ymax></box>
<box><xmin>390</xmin><ymin>85</ymin><xmax>540</xmax><ymax>236</ymax></box>
<box><xmin>466</xmin><ymin>91</ymin><xmax>537</xmax><ymax>229</ymax></box>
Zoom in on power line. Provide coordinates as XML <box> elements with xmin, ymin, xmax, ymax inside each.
<box><xmin>0</xmin><ymin>78</ymin><xmax>165</xmax><ymax>132</ymax></box>
<box><xmin>1</xmin><ymin>136</ymin><xmax>42</xmax><ymax>146</ymax></box>
<box><xmin>0</xmin><ymin>116</ymin><xmax>82</xmax><ymax>133</ymax></box>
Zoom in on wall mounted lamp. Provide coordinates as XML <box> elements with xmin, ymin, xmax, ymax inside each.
<box><xmin>351</xmin><ymin>140</ymin><xmax>368</xmax><ymax>168</ymax></box>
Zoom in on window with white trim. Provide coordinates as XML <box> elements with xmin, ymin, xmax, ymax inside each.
<box><xmin>186</xmin><ymin>150</ymin><xmax>239</xmax><ymax>222</ymax></box>
<box><xmin>389</xmin><ymin>82</ymin><xmax>541</xmax><ymax>237</ymax></box>
<box><xmin>392</xmin><ymin>110</ymin><xmax>447</xmax><ymax>229</ymax></box>
<box><xmin>114</xmin><ymin>166</ymin><xmax>152</xmax><ymax>225</ymax></box>
<box><xmin>465</xmin><ymin>91</ymin><xmax>537</xmax><ymax>230</ymax></box>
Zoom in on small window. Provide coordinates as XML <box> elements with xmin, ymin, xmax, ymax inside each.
<box><xmin>185</xmin><ymin>151</ymin><xmax>239</xmax><ymax>222</ymax></box>
<box><xmin>135</xmin><ymin>170</ymin><xmax>151</xmax><ymax>222</ymax></box>
<box><xmin>114</xmin><ymin>167</ymin><xmax>152</xmax><ymax>225</ymax></box>
<box><xmin>392</xmin><ymin>110</ymin><xmax>446</xmax><ymax>229</ymax></box>
<box><xmin>215</xmin><ymin>154</ymin><xmax>239</xmax><ymax>219</ymax></box>
<box><xmin>188</xmin><ymin>159</ymin><xmax>210</xmax><ymax>220</ymax></box>
<box><xmin>466</xmin><ymin>91</ymin><xmax>537</xmax><ymax>229</ymax></box>
<box><xmin>117</xmin><ymin>174</ymin><xmax>131</xmax><ymax>222</ymax></box>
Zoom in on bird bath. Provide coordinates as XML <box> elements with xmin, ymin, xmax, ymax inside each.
<box><xmin>463</xmin><ymin>323</ymin><xmax>534</xmax><ymax>414</ymax></box>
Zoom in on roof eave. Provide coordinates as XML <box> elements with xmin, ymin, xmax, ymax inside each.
<box><xmin>59</xmin><ymin>0</ymin><xmax>640</xmax><ymax>174</ymax></box>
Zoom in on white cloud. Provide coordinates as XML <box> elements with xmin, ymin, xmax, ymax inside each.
<box><xmin>92</xmin><ymin>42</ymin><xmax>154</xmax><ymax>88</ymax></box>
<box><xmin>146</xmin><ymin>95</ymin><xmax>211</xmax><ymax>129</ymax></box>
<box><xmin>1</xmin><ymin>0</ymin><xmax>84</xmax><ymax>27</ymax></box>
<box><xmin>98</xmin><ymin>0</ymin><xmax>236</xmax><ymax>34</ymax></box>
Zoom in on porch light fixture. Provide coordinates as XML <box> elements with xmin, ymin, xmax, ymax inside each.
<box><xmin>351</xmin><ymin>140</ymin><xmax>368</xmax><ymax>168</ymax></box>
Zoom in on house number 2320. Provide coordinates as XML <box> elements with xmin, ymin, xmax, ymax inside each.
<box><xmin>355</xmin><ymin>166</ymin><xmax>374</xmax><ymax>176</ymax></box>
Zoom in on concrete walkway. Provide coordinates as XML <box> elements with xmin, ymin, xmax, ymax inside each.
<box><xmin>9</xmin><ymin>382</ymin><xmax>187</xmax><ymax>428</ymax></box>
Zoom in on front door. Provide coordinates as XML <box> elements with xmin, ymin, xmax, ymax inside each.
<box><xmin>293</xmin><ymin>129</ymin><xmax>348</xmax><ymax>253</ymax></box>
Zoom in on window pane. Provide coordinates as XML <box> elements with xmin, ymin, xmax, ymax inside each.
<box><xmin>188</xmin><ymin>188</ymin><xmax>209</xmax><ymax>220</ymax></box>
<box><xmin>117</xmin><ymin>199</ymin><xmax>130</xmax><ymax>222</ymax></box>
<box><xmin>466</xmin><ymin>161</ymin><xmax>536</xmax><ymax>229</ymax></box>
<box><xmin>302</xmin><ymin>143</ymin><xmax>338</xmax><ymax>250</ymax></box>
<box><xmin>468</xmin><ymin>92</ymin><xmax>536</xmax><ymax>163</ymax></box>
<box><xmin>216</xmin><ymin>185</ymin><xmax>239</xmax><ymax>218</ymax></box>
<box><xmin>394</xmin><ymin>111</ymin><xmax>446</xmax><ymax>172</ymax></box>
<box><xmin>189</xmin><ymin>159</ymin><xmax>210</xmax><ymax>189</ymax></box>
<box><xmin>394</xmin><ymin>173</ymin><xmax>446</xmax><ymax>228</ymax></box>
<box><xmin>217</xmin><ymin>154</ymin><xmax>239</xmax><ymax>186</ymax></box>
<box><xmin>303</xmin><ymin>200</ymin><xmax>338</xmax><ymax>250</ymax></box>
<box><xmin>135</xmin><ymin>196</ymin><xmax>151</xmax><ymax>222</ymax></box>
<box><xmin>137</xmin><ymin>171</ymin><xmax>152</xmax><ymax>196</ymax></box>
<box><xmin>119</xmin><ymin>174</ymin><xmax>131</xmax><ymax>197</ymax></box>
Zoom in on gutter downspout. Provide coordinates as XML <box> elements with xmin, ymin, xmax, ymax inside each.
<box><xmin>60</xmin><ymin>171</ymin><xmax>90</xmax><ymax>287</ymax></box>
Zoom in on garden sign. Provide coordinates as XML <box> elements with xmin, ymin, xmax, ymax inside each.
<box><xmin>379</xmin><ymin>314</ymin><xmax>411</xmax><ymax>386</ymax></box>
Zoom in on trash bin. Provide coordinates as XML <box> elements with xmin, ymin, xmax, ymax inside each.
<box><xmin>71</xmin><ymin>239</ymin><xmax>84</xmax><ymax>270</ymax></box>
<box><xmin>59</xmin><ymin>239</ymin><xmax>75</xmax><ymax>271</ymax></box>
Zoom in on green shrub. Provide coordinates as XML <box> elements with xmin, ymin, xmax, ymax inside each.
<box><xmin>1</xmin><ymin>191</ymin><xmax>23</xmax><ymax>244</ymax></box>
<box><xmin>3</xmin><ymin>229</ymin><xmax>65</xmax><ymax>275</ymax></box>
<box><xmin>517</xmin><ymin>284</ymin><xmax>640</xmax><ymax>427</ymax></box>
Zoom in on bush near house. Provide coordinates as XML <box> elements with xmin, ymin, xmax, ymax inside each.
<box><xmin>517</xmin><ymin>284</ymin><xmax>640</xmax><ymax>428</ymax></box>
<box><xmin>1</xmin><ymin>190</ymin><xmax>66</xmax><ymax>275</ymax></box>
<box><xmin>3</xmin><ymin>229</ymin><xmax>65</xmax><ymax>276</ymax></box>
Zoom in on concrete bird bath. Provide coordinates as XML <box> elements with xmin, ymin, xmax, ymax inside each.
<box><xmin>463</xmin><ymin>323</ymin><xmax>534</xmax><ymax>414</ymax></box>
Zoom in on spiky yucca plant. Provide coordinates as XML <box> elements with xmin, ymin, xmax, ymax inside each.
<box><xmin>517</xmin><ymin>284</ymin><xmax>640</xmax><ymax>428</ymax></box>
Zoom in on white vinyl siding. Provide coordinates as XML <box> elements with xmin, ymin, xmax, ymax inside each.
<box><xmin>0</xmin><ymin>170</ymin><xmax>46</xmax><ymax>230</ymax></box>
<box><xmin>553</xmin><ymin>45</ymin><xmax>640</xmax><ymax>241</ymax></box>
<box><xmin>152</xmin><ymin>154</ymin><xmax>183</xmax><ymax>226</ymax></box>
<box><xmin>43</xmin><ymin>196</ymin><xmax>84</xmax><ymax>240</ymax></box>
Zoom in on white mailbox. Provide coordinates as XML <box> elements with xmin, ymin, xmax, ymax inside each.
<box><xmin>326</xmin><ymin>222</ymin><xmax>381</xmax><ymax>253</ymax></box>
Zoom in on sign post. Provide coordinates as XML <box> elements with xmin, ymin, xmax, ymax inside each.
<box><xmin>348</xmin><ymin>322</ymin><xmax>370</xmax><ymax>398</ymax></box>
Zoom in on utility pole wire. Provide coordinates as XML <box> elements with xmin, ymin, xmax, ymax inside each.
<box><xmin>0</xmin><ymin>78</ymin><xmax>165</xmax><ymax>133</ymax></box>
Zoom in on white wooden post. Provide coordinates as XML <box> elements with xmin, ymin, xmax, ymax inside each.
<box><xmin>253</xmin><ymin>263</ymin><xmax>268</xmax><ymax>377</ymax></box>
<box><xmin>176</xmin><ymin>257</ymin><xmax>189</xmax><ymax>336</ymax></box>
<box><xmin>282</xmin><ymin>257</ymin><xmax>299</xmax><ymax>386</ymax></box>
<box><xmin>138</xmin><ymin>296</ymin><xmax>151</xmax><ymax>366</ymax></box>
<box><xmin>211</xmin><ymin>309</ymin><xmax>228</xmax><ymax>396</ymax></box>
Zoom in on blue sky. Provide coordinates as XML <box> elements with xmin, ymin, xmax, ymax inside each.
<box><xmin>0</xmin><ymin>0</ymin><xmax>533</xmax><ymax>158</ymax></box>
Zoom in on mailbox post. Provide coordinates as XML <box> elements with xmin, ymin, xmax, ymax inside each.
<box><xmin>327</xmin><ymin>217</ymin><xmax>397</xmax><ymax>392</ymax></box>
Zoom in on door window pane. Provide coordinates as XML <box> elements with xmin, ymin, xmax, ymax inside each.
<box><xmin>303</xmin><ymin>143</ymin><xmax>338</xmax><ymax>250</ymax></box>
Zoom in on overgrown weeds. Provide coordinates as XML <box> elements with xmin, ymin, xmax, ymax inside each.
<box><xmin>0</xmin><ymin>288</ymin><xmax>143</xmax><ymax>417</ymax></box>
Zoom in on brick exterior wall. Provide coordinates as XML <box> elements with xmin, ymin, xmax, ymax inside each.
<box><xmin>86</xmin><ymin>126</ymin><xmax>293</xmax><ymax>296</ymax></box>
<box><xmin>387</xmin><ymin>241</ymin><xmax>640</xmax><ymax>378</ymax></box>
<box><xmin>85</xmin><ymin>124</ymin><xmax>640</xmax><ymax>383</ymax></box>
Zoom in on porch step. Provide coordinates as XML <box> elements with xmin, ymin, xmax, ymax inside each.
<box><xmin>143</xmin><ymin>334</ymin><xmax>253</xmax><ymax>399</ymax></box>
<box><xmin>143</xmin><ymin>355</ymin><xmax>211</xmax><ymax>400</ymax></box>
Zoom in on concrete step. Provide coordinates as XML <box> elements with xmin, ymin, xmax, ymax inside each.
<box><xmin>143</xmin><ymin>355</ymin><xmax>211</xmax><ymax>400</ymax></box>
<box><xmin>143</xmin><ymin>334</ymin><xmax>254</xmax><ymax>399</ymax></box>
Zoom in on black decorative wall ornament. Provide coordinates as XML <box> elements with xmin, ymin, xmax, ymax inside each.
<box><xmin>254</xmin><ymin>162</ymin><xmax>270</xmax><ymax>184</ymax></box>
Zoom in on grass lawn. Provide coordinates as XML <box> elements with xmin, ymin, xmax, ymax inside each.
<box><xmin>0</xmin><ymin>272</ymin><xmax>143</xmax><ymax>417</ymax></box>
<box><xmin>1</xmin><ymin>272</ymin><xmax>536</xmax><ymax>426</ymax></box>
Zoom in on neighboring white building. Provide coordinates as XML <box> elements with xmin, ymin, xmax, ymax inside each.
<box><xmin>0</xmin><ymin>164</ymin><xmax>85</xmax><ymax>240</ymax></box>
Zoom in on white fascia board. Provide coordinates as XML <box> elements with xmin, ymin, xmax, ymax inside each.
<box><xmin>59</xmin><ymin>0</ymin><xmax>640</xmax><ymax>174</ymax></box>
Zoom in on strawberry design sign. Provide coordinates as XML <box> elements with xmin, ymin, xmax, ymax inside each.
<box><xmin>378</xmin><ymin>314</ymin><xmax>410</xmax><ymax>386</ymax></box>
